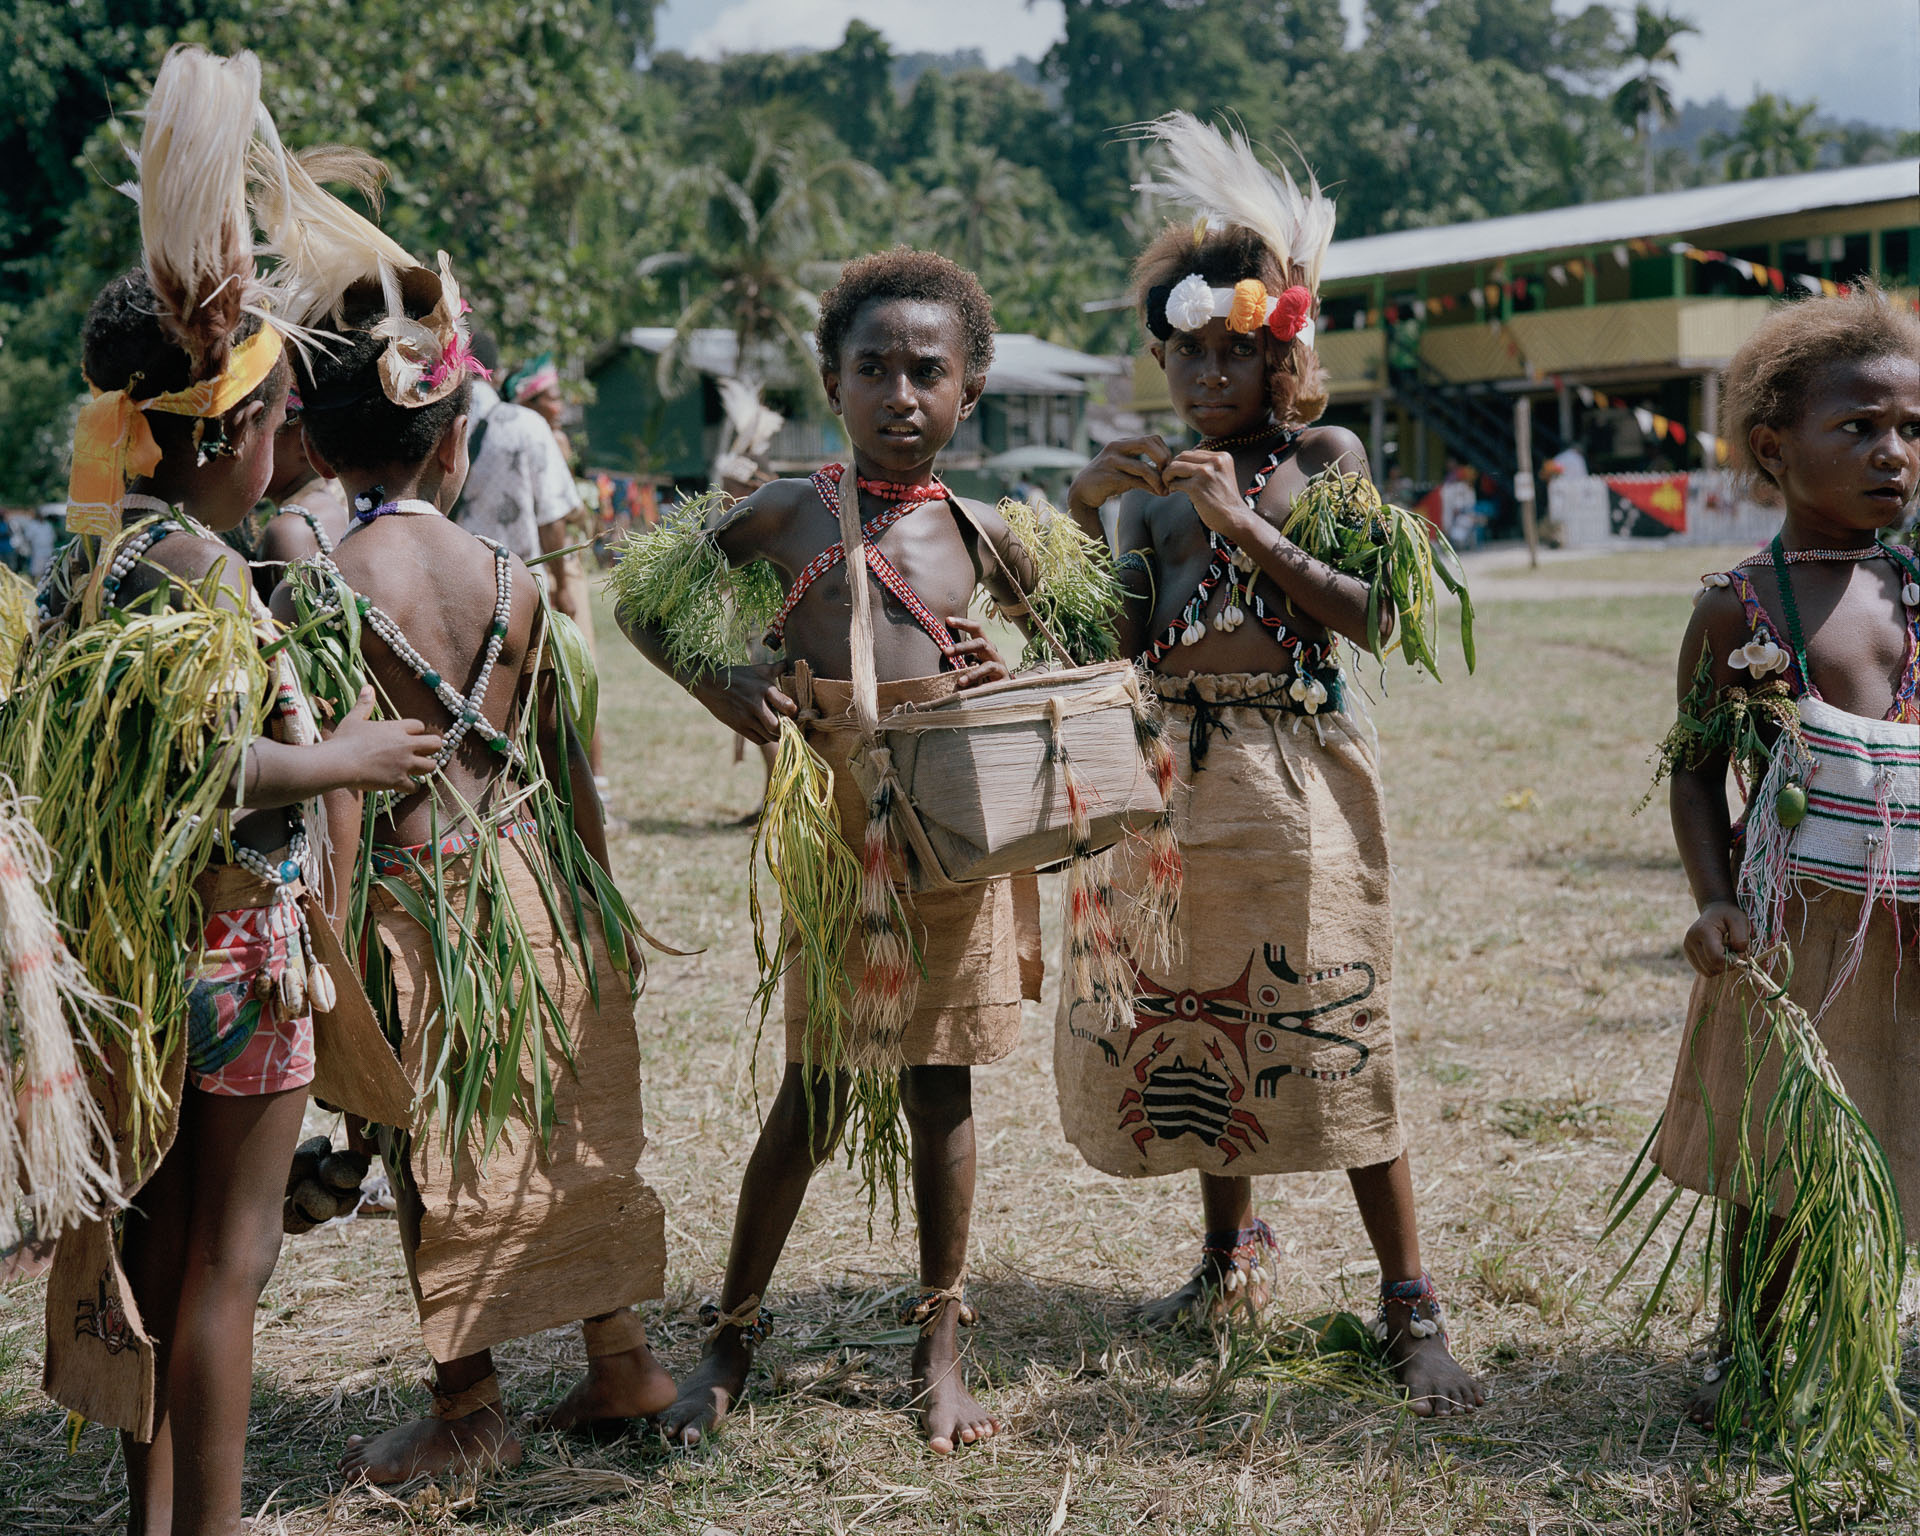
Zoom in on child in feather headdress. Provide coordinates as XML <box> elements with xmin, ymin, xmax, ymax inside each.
<box><xmin>20</xmin><ymin>46</ymin><xmax>445</xmax><ymax>1533</ymax></box>
<box><xmin>257</xmin><ymin>147</ymin><xmax>676</xmax><ymax>1481</ymax></box>
<box><xmin>1053</xmin><ymin>113</ymin><xmax>1482</xmax><ymax>1415</ymax></box>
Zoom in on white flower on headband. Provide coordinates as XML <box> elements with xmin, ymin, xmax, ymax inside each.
<box><xmin>1166</xmin><ymin>274</ymin><xmax>1218</xmax><ymax>334</ymax></box>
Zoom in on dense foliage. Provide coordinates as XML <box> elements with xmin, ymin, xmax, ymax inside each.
<box><xmin>0</xmin><ymin>0</ymin><xmax>1909</xmax><ymax>502</ymax></box>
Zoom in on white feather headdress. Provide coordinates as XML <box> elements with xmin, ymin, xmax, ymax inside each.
<box><xmin>1129</xmin><ymin>112</ymin><xmax>1336</xmax><ymax>294</ymax></box>
<box><xmin>127</xmin><ymin>46</ymin><xmax>276</xmax><ymax>381</ymax></box>
<box><xmin>249</xmin><ymin>142</ymin><xmax>479</xmax><ymax>410</ymax></box>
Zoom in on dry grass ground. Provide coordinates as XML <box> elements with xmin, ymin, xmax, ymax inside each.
<box><xmin>7</xmin><ymin>544</ymin><xmax>1917</xmax><ymax>1533</ymax></box>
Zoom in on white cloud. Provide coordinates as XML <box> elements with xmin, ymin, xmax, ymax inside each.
<box><xmin>656</xmin><ymin>0</ymin><xmax>1065</xmax><ymax>69</ymax></box>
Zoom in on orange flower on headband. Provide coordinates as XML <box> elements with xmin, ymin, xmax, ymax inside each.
<box><xmin>1227</xmin><ymin>279</ymin><xmax>1269</xmax><ymax>335</ymax></box>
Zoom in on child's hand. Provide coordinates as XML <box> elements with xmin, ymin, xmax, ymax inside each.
<box><xmin>692</xmin><ymin>663</ymin><xmax>796</xmax><ymax>744</ymax></box>
<box><xmin>1685</xmin><ymin>900</ymin><xmax>1751</xmax><ymax>976</ymax></box>
<box><xmin>945</xmin><ymin>617</ymin><xmax>1010</xmax><ymax>691</ymax></box>
<box><xmin>328</xmin><ymin>686</ymin><xmax>444</xmax><ymax>791</ymax></box>
<box><xmin>1073</xmin><ymin>436</ymin><xmax>1173</xmax><ymax>507</ymax></box>
<box><xmin>1164</xmin><ymin>449</ymin><xmax>1258</xmax><ymax>541</ymax></box>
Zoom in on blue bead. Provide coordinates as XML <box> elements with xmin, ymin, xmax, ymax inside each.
<box><xmin>423</xmin><ymin>670</ymin><xmax>441</xmax><ymax>690</ymax></box>
<box><xmin>279</xmin><ymin>859</ymin><xmax>301</xmax><ymax>883</ymax></box>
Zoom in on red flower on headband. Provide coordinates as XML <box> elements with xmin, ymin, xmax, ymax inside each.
<box><xmin>1266</xmin><ymin>286</ymin><xmax>1314</xmax><ymax>342</ymax></box>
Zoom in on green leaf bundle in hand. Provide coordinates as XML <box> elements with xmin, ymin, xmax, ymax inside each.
<box><xmin>1280</xmin><ymin>468</ymin><xmax>1476</xmax><ymax>679</ymax></box>
<box><xmin>992</xmin><ymin>497</ymin><xmax>1125</xmax><ymax>669</ymax></box>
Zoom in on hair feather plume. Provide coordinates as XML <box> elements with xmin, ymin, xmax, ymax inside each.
<box><xmin>250</xmin><ymin>143</ymin><xmax>419</xmax><ymax>332</ymax></box>
<box><xmin>1128</xmin><ymin>112</ymin><xmax>1336</xmax><ymax>293</ymax></box>
<box><xmin>135</xmin><ymin>46</ymin><xmax>270</xmax><ymax>381</ymax></box>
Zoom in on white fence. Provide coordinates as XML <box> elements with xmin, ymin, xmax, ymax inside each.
<box><xmin>1547</xmin><ymin>470</ymin><xmax>1780</xmax><ymax>549</ymax></box>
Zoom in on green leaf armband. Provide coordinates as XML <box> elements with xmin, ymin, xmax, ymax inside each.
<box><xmin>992</xmin><ymin>498</ymin><xmax>1126</xmax><ymax>668</ymax></box>
<box><xmin>607</xmin><ymin>495</ymin><xmax>781</xmax><ymax>678</ymax></box>
<box><xmin>1638</xmin><ymin>640</ymin><xmax>1802</xmax><ymax>812</ymax></box>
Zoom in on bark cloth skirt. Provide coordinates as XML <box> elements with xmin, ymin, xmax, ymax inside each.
<box><xmin>781</xmin><ymin>671</ymin><xmax>1041</xmax><ymax>1070</ymax></box>
<box><xmin>1653</xmin><ymin>884</ymin><xmax>1920</xmax><ymax>1216</ymax></box>
<box><xmin>1054</xmin><ymin>671</ymin><xmax>1405</xmax><ymax>1178</ymax></box>
<box><xmin>365</xmin><ymin>830</ymin><xmax>666</xmax><ymax>1363</ymax></box>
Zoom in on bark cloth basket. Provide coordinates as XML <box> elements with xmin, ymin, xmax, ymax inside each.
<box><xmin>826</xmin><ymin>464</ymin><xmax>1167</xmax><ymax>892</ymax></box>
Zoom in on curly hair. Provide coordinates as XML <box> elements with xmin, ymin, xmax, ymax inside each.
<box><xmin>296</xmin><ymin>278</ymin><xmax>472</xmax><ymax>471</ymax></box>
<box><xmin>82</xmin><ymin>268</ymin><xmax>281</xmax><ymax>409</ymax></box>
<box><xmin>815</xmin><ymin>248</ymin><xmax>996</xmax><ymax>383</ymax></box>
<box><xmin>1132</xmin><ymin>223</ymin><xmax>1327</xmax><ymax>426</ymax></box>
<box><xmin>1721</xmin><ymin>283</ymin><xmax>1920</xmax><ymax>499</ymax></box>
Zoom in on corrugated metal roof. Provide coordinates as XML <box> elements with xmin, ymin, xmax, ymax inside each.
<box><xmin>1322</xmin><ymin>160</ymin><xmax>1920</xmax><ymax>284</ymax></box>
<box><xmin>615</xmin><ymin>327</ymin><xmax>1122</xmax><ymax>395</ymax></box>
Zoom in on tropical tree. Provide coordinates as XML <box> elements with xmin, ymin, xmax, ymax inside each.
<box><xmin>653</xmin><ymin>105</ymin><xmax>884</xmax><ymax>463</ymax></box>
<box><xmin>1609</xmin><ymin>3</ymin><xmax>1698</xmax><ymax>194</ymax></box>
<box><xmin>916</xmin><ymin>147</ymin><xmax>1038</xmax><ymax>272</ymax></box>
<box><xmin>1703</xmin><ymin>93</ymin><xmax>1831</xmax><ymax>180</ymax></box>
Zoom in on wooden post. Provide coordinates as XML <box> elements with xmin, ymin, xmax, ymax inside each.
<box><xmin>1369</xmin><ymin>391</ymin><xmax>1386</xmax><ymax>489</ymax></box>
<box><xmin>1515</xmin><ymin>393</ymin><xmax>1538</xmax><ymax>569</ymax></box>
<box><xmin>1557</xmin><ymin>376</ymin><xmax>1573</xmax><ymax>443</ymax></box>
<box><xmin>1701</xmin><ymin>368</ymin><xmax>1719</xmax><ymax>465</ymax></box>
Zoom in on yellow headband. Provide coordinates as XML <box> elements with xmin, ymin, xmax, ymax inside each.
<box><xmin>66</xmin><ymin>325</ymin><xmax>285</xmax><ymax>537</ymax></box>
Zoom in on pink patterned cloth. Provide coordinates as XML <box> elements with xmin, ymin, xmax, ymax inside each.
<box><xmin>184</xmin><ymin>901</ymin><xmax>315</xmax><ymax>1097</ymax></box>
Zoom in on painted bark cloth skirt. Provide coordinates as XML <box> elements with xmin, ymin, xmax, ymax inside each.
<box><xmin>780</xmin><ymin>672</ymin><xmax>1041</xmax><ymax>1071</ymax></box>
<box><xmin>44</xmin><ymin>862</ymin><xmax>406</xmax><ymax>1438</ymax></box>
<box><xmin>1653</xmin><ymin>883</ymin><xmax>1920</xmax><ymax>1217</ymax></box>
<box><xmin>366</xmin><ymin>831</ymin><xmax>666</xmax><ymax>1363</ymax></box>
<box><xmin>1054</xmin><ymin>671</ymin><xmax>1405</xmax><ymax>1178</ymax></box>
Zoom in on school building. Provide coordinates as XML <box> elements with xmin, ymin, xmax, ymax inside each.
<box><xmin>1135</xmin><ymin>158</ymin><xmax>1920</xmax><ymax>538</ymax></box>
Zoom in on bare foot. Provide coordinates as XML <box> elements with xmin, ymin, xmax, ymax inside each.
<box><xmin>911</xmin><ymin>1315</ymin><xmax>998</xmax><ymax>1454</ymax></box>
<box><xmin>339</xmin><ymin>1403</ymin><xmax>523</xmax><ymax>1484</ymax></box>
<box><xmin>532</xmin><ymin>1343</ymin><xmax>678</xmax><ymax>1432</ymax></box>
<box><xmin>1381</xmin><ymin>1300</ymin><xmax>1483</xmax><ymax>1417</ymax></box>
<box><xmin>1135</xmin><ymin>1256</ymin><xmax>1270</xmax><ymax>1332</ymax></box>
<box><xmin>657</xmin><ymin>1334</ymin><xmax>753</xmax><ymax>1448</ymax></box>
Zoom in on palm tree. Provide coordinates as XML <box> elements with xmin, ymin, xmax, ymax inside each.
<box><xmin>915</xmin><ymin>146</ymin><xmax>1034</xmax><ymax>273</ymax></box>
<box><xmin>653</xmin><ymin>108</ymin><xmax>885</xmax><ymax>421</ymax></box>
<box><xmin>1703</xmin><ymin>94</ymin><xmax>1831</xmax><ymax>180</ymax></box>
<box><xmin>1610</xmin><ymin>4</ymin><xmax>1699</xmax><ymax>195</ymax></box>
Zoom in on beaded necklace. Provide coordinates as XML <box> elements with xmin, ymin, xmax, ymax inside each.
<box><xmin>853</xmin><ymin>472</ymin><xmax>951</xmax><ymax>505</ymax></box>
<box><xmin>335</xmin><ymin>500</ymin><xmax>522</xmax><ymax>773</ymax></box>
<box><xmin>1146</xmin><ymin>434</ymin><xmax>1322</xmax><ymax>666</ymax></box>
<box><xmin>1197</xmin><ymin>421</ymin><xmax>1291</xmax><ymax>453</ymax></box>
<box><xmin>1765</xmin><ymin>532</ymin><xmax>1920</xmax><ymax>696</ymax></box>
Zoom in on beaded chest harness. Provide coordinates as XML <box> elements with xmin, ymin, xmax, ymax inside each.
<box><xmin>335</xmin><ymin>498</ymin><xmax>523</xmax><ymax>774</ymax></box>
<box><xmin>762</xmin><ymin>466</ymin><xmax>962</xmax><ymax>666</ymax></box>
<box><xmin>1144</xmin><ymin>434</ymin><xmax>1338</xmax><ymax>689</ymax></box>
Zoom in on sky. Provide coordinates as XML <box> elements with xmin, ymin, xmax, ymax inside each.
<box><xmin>651</xmin><ymin>0</ymin><xmax>1920</xmax><ymax>132</ymax></box>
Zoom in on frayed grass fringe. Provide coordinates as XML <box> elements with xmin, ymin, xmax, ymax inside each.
<box><xmin>1605</xmin><ymin>949</ymin><xmax>1916</xmax><ymax>1527</ymax></box>
<box><xmin>0</xmin><ymin>572</ymin><xmax>267</xmax><ymax>1173</ymax></box>
<box><xmin>0</xmin><ymin>779</ymin><xmax>124</xmax><ymax>1248</ymax></box>
<box><xmin>606</xmin><ymin>495</ymin><xmax>781</xmax><ymax>677</ymax></box>
<box><xmin>747</xmin><ymin>719</ymin><xmax>915</xmax><ymax>1222</ymax></box>
<box><xmin>991</xmin><ymin>498</ymin><xmax>1126</xmax><ymax>669</ymax></box>
<box><xmin>0</xmin><ymin>568</ymin><xmax>34</xmax><ymax>697</ymax></box>
<box><xmin>1281</xmin><ymin>469</ymin><xmax>1475</xmax><ymax>680</ymax></box>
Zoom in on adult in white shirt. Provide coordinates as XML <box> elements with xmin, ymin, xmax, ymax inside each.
<box><xmin>454</xmin><ymin>374</ymin><xmax>576</xmax><ymax>568</ymax></box>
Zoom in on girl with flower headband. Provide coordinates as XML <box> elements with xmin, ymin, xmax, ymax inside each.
<box><xmin>1630</xmin><ymin>288</ymin><xmax>1920</xmax><ymax>1474</ymax></box>
<box><xmin>256</xmin><ymin>142</ymin><xmax>676</xmax><ymax>1480</ymax></box>
<box><xmin>18</xmin><ymin>46</ymin><xmax>445</xmax><ymax>1535</ymax></box>
<box><xmin>1053</xmin><ymin>112</ymin><xmax>1482</xmax><ymax>1416</ymax></box>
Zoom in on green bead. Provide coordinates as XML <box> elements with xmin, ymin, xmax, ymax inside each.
<box><xmin>487</xmin><ymin>735</ymin><xmax>510</xmax><ymax>754</ymax></box>
<box><xmin>462</xmin><ymin>707</ymin><xmax>480</xmax><ymax>723</ymax></box>
<box><xmin>490</xmin><ymin>619</ymin><xmax>508</xmax><ymax>638</ymax></box>
<box><xmin>422</xmin><ymin>670</ymin><xmax>441</xmax><ymax>690</ymax></box>
<box><xmin>355</xmin><ymin>595</ymin><xmax>372</xmax><ymax>615</ymax></box>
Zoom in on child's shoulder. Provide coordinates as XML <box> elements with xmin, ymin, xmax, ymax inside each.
<box><xmin>1292</xmin><ymin>423</ymin><xmax>1368</xmax><ymax>478</ymax></box>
